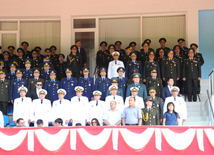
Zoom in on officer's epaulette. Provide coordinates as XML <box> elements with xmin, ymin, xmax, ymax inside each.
<box><xmin>197</xmin><ymin>53</ymin><xmax>202</xmax><ymax>55</ymax></box>
<box><xmin>146</xmin><ymin>77</ymin><xmax>151</xmax><ymax>80</ymax></box>
<box><xmin>145</xmin><ymin>61</ymin><xmax>149</xmax><ymax>64</ymax></box>
<box><xmin>184</xmin><ymin>58</ymin><xmax>189</xmax><ymax>61</ymax></box>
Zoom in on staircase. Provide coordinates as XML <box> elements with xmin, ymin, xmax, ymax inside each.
<box><xmin>183</xmin><ymin>79</ymin><xmax>210</xmax><ymax>126</ymax></box>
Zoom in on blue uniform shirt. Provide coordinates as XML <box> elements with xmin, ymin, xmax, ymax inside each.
<box><xmin>95</xmin><ymin>77</ymin><xmax>111</xmax><ymax>100</ymax></box>
<box><xmin>6</xmin><ymin>72</ymin><xmax>16</xmax><ymax>81</ymax></box>
<box><xmin>163</xmin><ymin>112</ymin><xmax>180</xmax><ymax>126</ymax></box>
<box><xmin>10</xmin><ymin>78</ymin><xmax>27</xmax><ymax>101</ymax></box>
<box><xmin>78</xmin><ymin>76</ymin><xmax>94</xmax><ymax>101</ymax></box>
<box><xmin>44</xmin><ymin>80</ymin><xmax>60</xmax><ymax>103</ymax></box>
<box><xmin>22</xmin><ymin>68</ymin><xmax>33</xmax><ymax>81</ymax></box>
<box><xmin>60</xmin><ymin>77</ymin><xmax>77</xmax><ymax>100</ymax></box>
<box><xmin>122</xmin><ymin>106</ymin><xmax>142</xmax><ymax>124</ymax></box>
<box><xmin>117</xmin><ymin>77</ymin><xmax>128</xmax><ymax>99</ymax></box>
<box><xmin>40</xmin><ymin>70</ymin><xmax>50</xmax><ymax>82</ymax></box>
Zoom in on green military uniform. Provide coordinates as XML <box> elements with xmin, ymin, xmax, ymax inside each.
<box><xmin>146</xmin><ymin>77</ymin><xmax>163</xmax><ymax>97</ymax></box>
<box><xmin>152</xmin><ymin>97</ymin><xmax>163</xmax><ymax>120</ymax></box>
<box><xmin>141</xmin><ymin>107</ymin><xmax>159</xmax><ymax>125</ymax></box>
<box><xmin>67</xmin><ymin>45</ymin><xmax>82</xmax><ymax>79</ymax></box>
<box><xmin>161</xmin><ymin>50</ymin><xmax>180</xmax><ymax>85</ymax></box>
<box><xmin>183</xmin><ymin>48</ymin><xmax>201</xmax><ymax>102</ymax></box>
<box><xmin>0</xmin><ymin>69</ymin><xmax>10</xmax><ymax>115</ymax></box>
<box><xmin>96</xmin><ymin>41</ymin><xmax>109</xmax><ymax>69</ymax></box>
<box><xmin>55</xmin><ymin>54</ymin><xmax>66</xmax><ymax>81</ymax></box>
<box><xmin>143</xmin><ymin>59</ymin><xmax>160</xmax><ymax>80</ymax></box>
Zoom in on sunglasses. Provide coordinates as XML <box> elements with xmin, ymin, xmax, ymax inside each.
<box><xmin>37</xmin><ymin>84</ymin><xmax>42</xmax><ymax>86</ymax></box>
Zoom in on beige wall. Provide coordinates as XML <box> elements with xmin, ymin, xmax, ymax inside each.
<box><xmin>1</xmin><ymin>0</ymin><xmax>214</xmax><ymax>56</ymax></box>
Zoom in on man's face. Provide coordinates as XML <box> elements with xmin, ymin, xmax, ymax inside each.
<box><xmin>39</xmin><ymin>93</ymin><xmax>46</xmax><ymax>100</ymax></box>
<box><xmin>25</xmin><ymin>63</ymin><xmax>31</xmax><ymax>68</ymax></box>
<box><xmin>146</xmin><ymin>101</ymin><xmax>153</xmax><ymax>107</ymax></box>
<box><xmin>10</xmin><ymin>67</ymin><xmax>16</xmax><ymax>72</ymax></box>
<box><xmin>129</xmin><ymin>97</ymin><xmax>135</xmax><ymax>106</ymax></box>
<box><xmin>17</xmin><ymin>120</ymin><xmax>25</xmax><ymax>127</ymax></box>
<box><xmin>16</xmin><ymin>73</ymin><xmax>22</xmax><ymax>79</ymax></box>
<box><xmin>174</xmin><ymin>48</ymin><xmax>180</xmax><ymax>55</ymax></box>
<box><xmin>168</xmin><ymin>53</ymin><xmax>173</xmax><ymax>59</ymax></box>
<box><xmin>110</xmin><ymin>89</ymin><xmax>117</xmax><ymax>96</ymax></box>
<box><xmin>36</xmin><ymin>82</ymin><xmax>43</xmax><ymax>89</ymax></box>
<box><xmin>32</xmin><ymin>53</ymin><xmax>37</xmax><ymax>58</ymax></box>
<box><xmin>55</xmin><ymin>122</ymin><xmax>62</xmax><ymax>127</ymax></box>
<box><xmin>172</xmin><ymin>91</ymin><xmax>178</xmax><ymax>97</ymax></box>
<box><xmin>116</xmin><ymin>44</ymin><xmax>121</xmax><ymax>50</ymax></box>
<box><xmin>0</xmin><ymin>63</ymin><xmax>4</xmax><ymax>68</ymax></box>
<box><xmin>131</xmin><ymin>91</ymin><xmax>138</xmax><ymax>96</ymax></box>
<box><xmin>131</xmin><ymin>45</ymin><xmax>135</xmax><ymax>51</ymax></box>
<box><xmin>34</xmin><ymin>72</ymin><xmax>40</xmax><ymax>78</ymax></box>
<box><xmin>167</xmin><ymin>79</ymin><xmax>174</xmax><ymax>86</ymax></box>
<box><xmin>71</xmin><ymin>49</ymin><xmax>77</xmax><ymax>54</ymax></box>
<box><xmin>126</xmin><ymin>49</ymin><xmax>131</xmax><ymax>55</ymax></box>
<box><xmin>83</xmin><ymin>71</ymin><xmax>89</xmax><ymax>77</ymax></box>
<box><xmin>20</xmin><ymin>90</ymin><xmax>26</xmax><ymax>97</ymax></box>
<box><xmin>149</xmin><ymin>54</ymin><xmax>154</xmax><ymax>60</ymax></box>
<box><xmin>131</xmin><ymin>55</ymin><xmax>137</xmax><ymax>61</ymax></box>
<box><xmin>100</xmin><ymin>71</ymin><xmax>106</xmax><ymax>77</ymax></box>
<box><xmin>51</xmin><ymin>49</ymin><xmax>56</xmax><ymax>54</ymax></box>
<box><xmin>76</xmin><ymin>41</ymin><xmax>81</xmax><ymax>47</ymax></box>
<box><xmin>58</xmin><ymin>93</ymin><xmax>65</xmax><ymax>100</ymax></box>
<box><xmin>143</xmin><ymin>45</ymin><xmax>149</xmax><ymax>51</ymax></box>
<box><xmin>9</xmin><ymin>49</ymin><xmax>14</xmax><ymax>54</ymax></box>
<box><xmin>159</xmin><ymin>52</ymin><xmax>164</xmax><ymax>57</ymax></box>
<box><xmin>160</xmin><ymin>42</ymin><xmax>165</xmax><ymax>47</ymax></box>
<box><xmin>66</xmin><ymin>72</ymin><xmax>72</xmax><ymax>77</ymax></box>
<box><xmin>50</xmin><ymin>74</ymin><xmax>56</xmax><ymax>80</ymax></box>
<box><xmin>101</xmin><ymin>45</ymin><xmax>106</xmax><ymax>51</ymax></box>
<box><xmin>149</xmin><ymin>92</ymin><xmax>156</xmax><ymax>97</ymax></box>
<box><xmin>37</xmin><ymin>124</ymin><xmax>43</xmax><ymax>127</ymax></box>
<box><xmin>18</xmin><ymin>51</ymin><xmax>23</xmax><ymax>57</ymax></box>
<box><xmin>22</xmin><ymin>44</ymin><xmax>28</xmax><ymax>50</ymax></box>
<box><xmin>4</xmin><ymin>54</ymin><xmax>9</xmax><ymax>59</ymax></box>
<box><xmin>44</xmin><ymin>66</ymin><xmax>50</xmax><ymax>71</ymax></box>
<box><xmin>113</xmin><ymin>55</ymin><xmax>119</xmax><ymax>60</ymax></box>
<box><xmin>109</xmin><ymin>48</ymin><xmax>115</xmax><ymax>54</ymax></box>
<box><xmin>151</xmin><ymin>72</ymin><xmax>157</xmax><ymax>78</ymax></box>
<box><xmin>76</xmin><ymin>91</ymin><xmax>83</xmax><ymax>97</ymax></box>
<box><xmin>110</xmin><ymin>101</ymin><xmax>116</xmax><ymax>109</ymax></box>
<box><xmin>59</xmin><ymin>56</ymin><xmax>64</xmax><ymax>61</ymax></box>
<box><xmin>179</xmin><ymin>42</ymin><xmax>184</xmax><ymax>47</ymax></box>
<box><xmin>118</xmin><ymin>71</ymin><xmax>124</xmax><ymax>77</ymax></box>
<box><xmin>133</xmin><ymin>77</ymin><xmax>140</xmax><ymax>83</ymax></box>
<box><xmin>0</xmin><ymin>73</ymin><xmax>6</xmax><ymax>79</ymax></box>
<box><xmin>188</xmin><ymin>52</ymin><xmax>194</xmax><ymax>58</ymax></box>
<box><xmin>94</xmin><ymin>95</ymin><xmax>101</xmax><ymax>101</ymax></box>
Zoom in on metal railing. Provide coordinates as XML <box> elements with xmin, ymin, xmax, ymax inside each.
<box><xmin>208</xmin><ymin>70</ymin><xmax>214</xmax><ymax>126</ymax></box>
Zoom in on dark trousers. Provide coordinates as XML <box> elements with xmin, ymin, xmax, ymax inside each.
<box><xmin>0</xmin><ymin>101</ymin><xmax>8</xmax><ymax>115</ymax></box>
<box><xmin>187</xmin><ymin>79</ymin><xmax>198</xmax><ymax>101</ymax></box>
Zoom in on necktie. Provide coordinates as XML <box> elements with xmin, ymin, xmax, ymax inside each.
<box><xmin>115</xmin><ymin>61</ymin><xmax>117</xmax><ymax>64</ymax></box>
<box><xmin>22</xmin><ymin>98</ymin><xmax>23</xmax><ymax>102</ymax></box>
<box><xmin>60</xmin><ymin>100</ymin><xmax>61</xmax><ymax>104</ymax></box>
<box><xmin>149</xmin><ymin>108</ymin><xmax>151</xmax><ymax>113</ymax></box>
<box><xmin>174</xmin><ymin>97</ymin><xmax>176</xmax><ymax>101</ymax></box>
<box><xmin>78</xmin><ymin>98</ymin><xmax>80</xmax><ymax>102</ymax></box>
<box><xmin>113</xmin><ymin>96</ymin><xmax>115</xmax><ymax>100</ymax></box>
<box><xmin>96</xmin><ymin>101</ymin><xmax>98</xmax><ymax>106</ymax></box>
<box><xmin>41</xmin><ymin>100</ymin><xmax>43</xmax><ymax>104</ymax></box>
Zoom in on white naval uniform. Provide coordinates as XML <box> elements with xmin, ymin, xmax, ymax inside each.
<box><xmin>164</xmin><ymin>96</ymin><xmax>187</xmax><ymax>125</ymax></box>
<box><xmin>0</xmin><ymin>111</ymin><xmax>4</xmax><ymax>128</ymax></box>
<box><xmin>88</xmin><ymin>100</ymin><xmax>105</xmax><ymax>126</ymax></box>
<box><xmin>13</xmin><ymin>97</ymin><xmax>32</xmax><ymax>127</ymax></box>
<box><xmin>124</xmin><ymin>96</ymin><xmax>145</xmax><ymax>109</ymax></box>
<box><xmin>31</xmin><ymin>99</ymin><xmax>52</xmax><ymax>127</ymax></box>
<box><xmin>105</xmin><ymin>95</ymin><xmax>124</xmax><ymax>113</ymax></box>
<box><xmin>107</xmin><ymin>60</ymin><xmax>125</xmax><ymax>79</ymax></box>
<box><xmin>70</xmin><ymin>96</ymin><xmax>89</xmax><ymax>126</ymax></box>
<box><xmin>52</xmin><ymin>99</ymin><xmax>71</xmax><ymax>126</ymax></box>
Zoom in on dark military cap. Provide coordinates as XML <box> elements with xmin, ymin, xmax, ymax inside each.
<box><xmin>59</xmin><ymin>53</ymin><xmax>65</xmax><ymax>58</ymax></box>
<box><xmin>115</xmin><ymin>41</ymin><xmax>122</xmax><ymax>45</ymax></box>
<box><xmin>144</xmin><ymin>96</ymin><xmax>153</xmax><ymax>102</ymax></box>
<box><xmin>49</xmin><ymin>70</ymin><xmax>57</xmax><ymax>74</ymax></box>
<box><xmin>12</xmin><ymin>61</ymin><xmax>18</xmax><ymax>66</ymax></box>
<box><xmin>43</xmin><ymin>55</ymin><xmax>50</xmax><ymax>60</ymax></box>
<box><xmin>21</xmin><ymin>41</ymin><xmax>29</xmax><ymax>47</ymax></box>
<box><xmin>132</xmin><ymin>73</ymin><xmax>141</xmax><ymax>78</ymax></box>
<box><xmin>8</xmin><ymin>46</ymin><xmax>15</xmax><ymax>50</ymax></box>
<box><xmin>111</xmin><ymin>77</ymin><xmax>119</xmax><ymax>83</ymax></box>
<box><xmin>190</xmin><ymin>43</ymin><xmax>198</xmax><ymax>49</ymax></box>
<box><xmin>125</xmin><ymin>46</ymin><xmax>132</xmax><ymax>50</ymax></box>
<box><xmin>148</xmin><ymin>50</ymin><xmax>155</xmax><ymax>55</ymax></box>
<box><xmin>50</xmin><ymin>45</ymin><xmax>57</xmax><ymax>50</ymax></box>
<box><xmin>70</xmin><ymin>45</ymin><xmax>78</xmax><ymax>50</ymax></box>
<box><xmin>177</xmin><ymin>38</ymin><xmax>185</xmax><ymax>43</ymax></box>
<box><xmin>24</xmin><ymin>58</ymin><xmax>32</xmax><ymax>64</ymax></box>
<box><xmin>17</xmin><ymin>48</ymin><xmax>24</xmax><ymax>53</ymax></box>
<box><xmin>0</xmin><ymin>69</ymin><xmax>7</xmax><ymax>74</ymax></box>
<box><xmin>142</xmin><ymin>41</ymin><xmax>150</xmax><ymax>47</ymax></box>
<box><xmin>100</xmin><ymin>41</ymin><xmax>107</xmax><ymax>47</ymax></box>
<box><xmin>129</xmin><ymin>42</ymin><xmax>137</xmax><ymax>46</ymax></box>
<box><xmin>144</xmin><ymin>39</ymin><xmax>151</xmax><ymax>44</ymax></box>
<box><xmin>108</xmin><ymin>44</ymin><xmax>116</xmax><ymax>50</ymax></box>
<box><xmin>31</xmin><ymin>49</ymin><xmax>38</xmax><ymax>54</ymax></box>
<box><xmin>159</xmin><ymin>48</ymin><xmax>165</xmax><ymax>53</ymax></box>
<box><xmin>10</xmin><ymin>63</ymin><xmax>17</xmax><ymax>68</ymax></box>
<box><xmin>148</xmin><ymin>87</ymin><xmax>156</xmax><ymax>93</ymax></box>
<box><xmin>117</xmin><ymin>67</ymin><xmax>125</xmax><ymax>73</ymax></box>
<box><xmin>82</xmin><ymin>67</ymin><xmax>90</xmax><ymax>72</ymax></box>
<box><xmin>173</xmin><ymin>45</ymin><xmax>181</xmax><ymax>51</ymax></box>
<box><xmin>168</xmin><ymin>49</ymin><xmax>174</xmax><ymax>54</ymax></box>
<box><xmin>65</xmin><ymin>68</ymin><xmax>72</xmax><ymax>73</ymax></box>
<box><xmin>129</xmin><ymin>51</ymin><xmax>138</xmax><ymax>57</ymax></box>
<box><xmin>43</xmin><ymin>62</ymin><xmax>51</xmax><ymax>66</ymax></box>
<box><xmin>35</xmin><ymin>46</ymin><xmax>41</xmax><ymax>51</ymax></box>
<box><xmin>151</xmin><ymin>69</ymin><xmax>157</xmax><ymax>73</ymax></box>
<box><xmin>15</xmin><ymin>69</ymin><xmax>23</xmax><ymax>74</ymax></box>
<box><xmin>33</xmin><ymin>68</ymin><xmax>40</xmax><ymax>73</ymax></box>
<box><xmin>3</xmin><ymin>51</ymin><xmax>10</xmax><ymax>55</ymax></box>
<box><xmin>99</xmin><ymin>67</ymin><xmax>107</xmax><ymax>72</ymax></box>
<box><xmin>188</xmin><ymin>48</ymin><xmax>195</xmax><ymax>53</ymax></box>
<box><xmin>159</xmin><ymin>38</ymin><xmax>166</xmax><ymax>43</ymax></box>
<box><xmin>45</xmin><ymin>48</ymin><xmax>52</xmax><ymax>53</ymax></box>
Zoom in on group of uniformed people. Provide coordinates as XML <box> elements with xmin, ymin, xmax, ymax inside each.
<box><xmin>0</xmin><ymin>37</ymin><xmax>201</xmax><ymax>127</ymax></box>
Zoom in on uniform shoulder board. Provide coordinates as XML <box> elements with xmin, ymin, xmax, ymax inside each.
<box><xmin>184</xmin><ymin>58</ymin><xmax>189</xmax><ymax>61</ymax></box>
<box><xmin>145</xmin><ymin>61</ymin><xmax>149</xmax><ymax>63</ymax></box>
<box><xmin>146</xmin><ymin>77</ymin><xmax>151</xmax><ymax>80</ymax></box>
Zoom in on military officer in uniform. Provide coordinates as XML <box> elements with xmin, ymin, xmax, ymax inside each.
<box><xmin>16</xmin><ymin>48</ymin><xmax>25</xmax><ymax>69</ymax></box>
<box><xmin>126</xmin><ymin>73</ymin><xmax>147</xmax><ymax>99</ymax></box>
<box><xmin>177</xmin><ymin>38</ymin><xmax>188</xmax><ymax>58</ymax></box>
<box><xmin>10</xmin><ymin>69</ymin><xmax>27</xmax><ymax>104</ymax></box>
<box><xmin>13</xmin><ymin>86</ymin><xmax>31</xmax><ymax>127</ymax></box>
<box><xmin>22</xmin><ymin>58</ymin><xmax>33</xmax><ymax>81</ymax></box>
<box><xmin>138</xmin><ymin>42</ymin><xmax>152</xmax><ymax>69</ymax></box>
<box><xmin>115</xmin><ymin>41</ymin><xmax>126</xmax><ymax>65</ymax></box>
<box><xmin>78</xmin><ymin>67</ymin><xmax>94</xmax><ymax>101</ymax></box>
<box><xmin>3</xmin><ymin>51</ymin><xmax>11</xmax><ymax>73</ymax></box>
<box><xmin>6</xmin><ymin>63</ymin><xmax>17</xmax><ymax>81</ymax></box>
<box><xmin>55</xmin><ymin>54</ymin><xmax>66</xmax><ymax>81</ymax></box>
<box><xmin>143</xmin><ymin>50</ymin><xmax>160</xmax><ymax>82</ymax></box>
<box><xmin>143</xmin><ymin>39</ymin><xmax>154</xmax><ymax>51</ymax></box>
<box><xmin>60</xmin><ymin>68</ymin><xmax>77</xmax><ymax>100</ymax></box>
<box><xmin>95</xmin><ymin>67</ymin><xmax>111</xmax><ymax>101</ymax></box>
<box><xmin>125</xmin><ymin>51</ymin><xmax>142</xmax><ymax>79</ymax></box>
<box><xmin>50</xmin><ymin>45</ymin><xmax>59</xmax><ymax>64</ymax></box>
<box><xmin>117</xmin><ymin>67</ymin><xmax>128</xmax><ymax>99</ymax></box>
<box><xmin>40</xmin><ymin>62</ymin><xmax>51</xmax><ymax>81</ymax></box>
<box><xmin>27</xmin><ymin>68</ymin><xmax>44</xmax><ymax>95</ymax></box>
<box><xmin>161</xmin><ymin>50</ymin><xmax>180</xmax><ymax>86</ymax></box>
<box><xmin>106</xmin><ymin>44</ymin><xmax>116</xmax><ymax>65</ymax></box>
<box><xmin>183</xmin><ymin>48</ymin><xmax>201</xmax><ymax>102</ymax></box>
<box><xmin>146</xmin><ymin>69</ymin><xmax>163</xmax><ymax>97</ymax></box>
<box><xmin>39</xmin><ymin>55</ymin><xmax>54</xmax><ymax>70</ymax></box>
<box><xmin>67</xmin><ymin>45</ymin><xmax>82</xmax><ymax>79</ymax></box>
<box><xmin>141</xmin><ymin>96</ymin><xmax>159</xmax><ymax>125</ymax></box>
<box><xmin>156</xmin><ymin>38</ymin><xmax>170</xmax><ymax>57</ymax></box>
<box><xmin>21</xmin><ymin>41</ymin><xmax>31</xmax><ymax>59</ymax></box>
<box><xmin>106</xmin><ymin>77</ymin><xmax>124</xmax><ymax>98</ymax></box>
<box><xmin>8</xmin><ymin>46</ymin><xmax>18</xmax><ymax>60</ymax></box>
<box><xmin>31</xmin><ymin>49</ymin><xmax>41</xmax><ymax>68</ymax></box>
<box><xmin>148</xmin><ymin>87</ymin><xmax>163</xmax><ymax>124</ymax></box>
<box><xmin>44</xmin><ymin>70</ymin><xmax>61</xmax><ymax>103</ymax></box>
<box><xmin>122</xmin><ymin>46</ymin><xmax>132</xmax><ymax>67</ymax></box>
<box><xmin>190</xmin><ymin>43</ymin><xmax>204</xmax><ymax>66</ymax></box>
<box><xmin>34</xmin><ymin>46</ymin><xmax>44</xmax><ymax>62</ymax></box>
<box><xmin>127</xmin><ymin>68</ymin><xmax>144</xmax><ymax>85</ymax></box>
<box><xmin>96</xmin><ymin>41</ymin><xmax>109</xmax><ymax>69</ymax></box>
<box><xmin>0</xmin><ymin>69</ymin><xmax>10</xmax><ymax>115</ymax></box>
<box><xmin>129</xmin><ymin>41</ymin><xmax>139</xmax><ymax>53</ymax></box>
<box><xmin>0</xmin><ymin>60</ymin><xmax>4</xmax><ymax>70</ymax></box>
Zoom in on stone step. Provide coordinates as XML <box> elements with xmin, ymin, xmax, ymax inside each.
<box><xmin>187</xmin><ymin>106</ymin><xmax>208</xmax><ymax>111</ymax></box>
<box><xmin>186</xmin><ymin>116</ymin><xmax>209</xmax><ymax>122</ymax></box>
<box><xmin>187</xmin><ymin>111</ymin><xmax>209</xmax><ymax>117</ymax></box>
<box><xmin>183</xmin><ymin>121</ymin><xmax>210</xmax><ymax>126</ymax></box>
